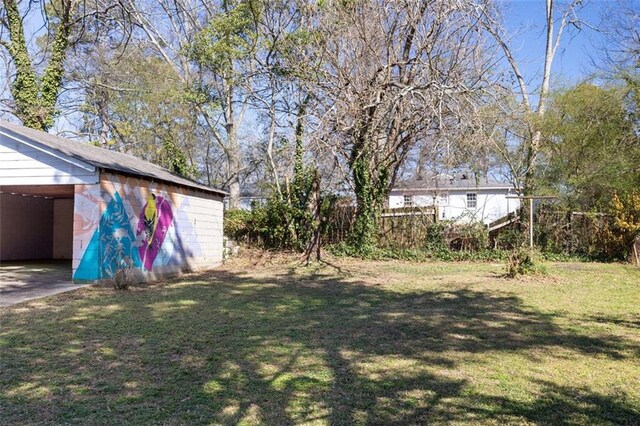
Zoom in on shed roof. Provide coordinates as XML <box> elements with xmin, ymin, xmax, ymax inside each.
<box><xmin>0</xmin><ymin>120</ymin><xmax>226</xmax><ymax>196</ymax></box>
<box><xmin>392</xmin><ymin>173</ymin><xmax>515</xmax><ymax>192</ymax></box>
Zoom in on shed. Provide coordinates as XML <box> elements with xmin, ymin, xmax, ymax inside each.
<box><xmin>0</xmin><ymin>120</ymin><xmax>226</xmax><ymax>282</ymax></box>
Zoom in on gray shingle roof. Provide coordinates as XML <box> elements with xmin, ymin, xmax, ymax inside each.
<box><xmin>393</xmin><ymin>173</ymin><xmax>515</xmax><ymax>191</ymax></box>
<box><xmin>0</xmin><ymin>120</ymin><xmax>226</xmax><ymax>196</ymax></box>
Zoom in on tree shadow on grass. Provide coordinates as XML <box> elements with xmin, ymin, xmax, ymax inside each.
<box><xmin>460</xmin><ymin>380</ymin><xmax>640</xmax><ymax>425</ymax></box>
<box><xmin>0</xmin><ymin>266</ymin><xmax>638</xmax><ymax>424</ymax></box>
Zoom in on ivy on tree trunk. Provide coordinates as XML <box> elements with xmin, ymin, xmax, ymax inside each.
<box><xmin>3</xmin><ymin>0</ymin><xmax>75</xmax><ymax>131</ymax></box>
<box><xmin>349</xmin><ymin>138</ymin><xmax>389</xmax><ymax>256</ymax></box>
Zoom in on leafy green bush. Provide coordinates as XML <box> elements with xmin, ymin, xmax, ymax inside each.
<box><xmin>450</xmin><ymin>222</ymin><xmax>489</xmax><ymax>251</ymax></box>
<box><xmin>223</xmin><ymin>191</ymin><xmax>316</xmax><ymax>251</ymax></box>
<box><xmin>424</xmin><ymin>222</ymin><xmax>448</xmax><ymax>248</ymax></box>
<box><xmin>539</xmin><ymin>252</ymin><xmax>590</xmax><ymax>262</ymax></box>
<box><xmin>224</xmin><ymin>209</ymin><xmax>253</xmax><ymax>241</ymax></box>
<box><xmin>495</xmin><ymin>228</ymin><xmax>527</xmax><ymax>250</ymax></box>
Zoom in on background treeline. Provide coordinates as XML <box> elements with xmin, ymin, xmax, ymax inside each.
<box><xmin>1</xmin><ymin>0</ymin><xmax>639</xmax><ymax>259</ymax></box>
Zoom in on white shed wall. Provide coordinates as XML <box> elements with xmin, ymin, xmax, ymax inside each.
<box><xmin>0</xmin><ymin>132</ymin><xmax>98</xmax><ymax>186</ymax></box>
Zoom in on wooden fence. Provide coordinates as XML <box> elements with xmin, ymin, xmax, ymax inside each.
<box><xmin>490</xmin><ymin>207</ymin><xmax>633</xmax><ymax>261</ymax></box>
<box><xmin>324</xmin><ymin>206</ymin><xmax>438</xmax><ymax>248</ymax></box>
<box><xmin>535</xmin><ymin>209</ymin><xmax>622</xmax><ymax>259</ymax></box>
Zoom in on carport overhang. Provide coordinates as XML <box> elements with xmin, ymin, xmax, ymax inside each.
<box><xmin>0</xmin><ymin>184</ymin><xmax>75</xmax><ymax>198</ymax></box>
<box><xmin>0</xmin><ymin>127</ymin><xmax>99</xmax><ymax>186</ymax></box>
<box><xmin>0</xmin><ymin>127</ymin><xmax>95</xmax><ymax>286</ymax></box>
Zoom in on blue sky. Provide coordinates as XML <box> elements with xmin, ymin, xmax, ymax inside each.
<box><xmin>501</xmin><ymin>0</ymin><xmax>623</xmax><ymax>91</ymax></box>
<box><xmin>2</xmin><ymin>0</ymin><xmax>635</xmax><ymax>127</ymax></box>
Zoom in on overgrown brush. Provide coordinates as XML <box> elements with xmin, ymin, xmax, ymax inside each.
<box><xmin>329</xmin><ymin>242</ymin><xmax>508</xmax><ymax>262</ymax></box>
<box><xmin>112</xmin><ymin>257</ymin><xmax>136</xmax><ymax>290</ymax></box>
<box><xmin>505</xmin><ymin>247</ymin><xmax>547</xmax><ymax>278</ymax></box>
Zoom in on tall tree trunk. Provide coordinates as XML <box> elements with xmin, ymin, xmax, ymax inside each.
<box><xmin>480</xmin><ymin>0</ymin><xmax>579</xmax><ymax>197</ymax></box>
<box><xmin>225</xmin><ymin>84</ymin><xmax>241</xmax><ymax>209</ymax></box>
<box><xmin>302</xmin><ymin>170</ymin><xmax>322</xmax><ymax>264</ymax></box>
<box><xmin>98</xmin><ymin>89</ymin><xmax>110</xmax><ymax>147</ymax></box>
<box><xmin>226</xmin><ymin>135</ymin><xmax>241</xmax><ymax>209</ymax></box>
<box><xmin>292</xmin><ymin>95</ymin><xmax>310</xmax><ymax>204</ymax></box>
<box><xmin>349</xmin><ymin>138</ymin><xmax>389</xmax><ymax>255</ymax></box>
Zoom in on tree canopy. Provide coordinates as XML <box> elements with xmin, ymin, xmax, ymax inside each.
<box><xmin>1</xmin><ymin>0</ymin><xmax>639</xmax><ymax>253</ymax></box>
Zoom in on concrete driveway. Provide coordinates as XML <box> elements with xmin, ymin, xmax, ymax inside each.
<box><xmin>0</xmin><ymin>261</ymin><xmax>89</xmax><ymax>307</ymax></box>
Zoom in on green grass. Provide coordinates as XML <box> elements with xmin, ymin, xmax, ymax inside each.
<box><xmin>1</xmin><ymin>256</ymin><xmax>639</xmax><ymax>425</ymax></box>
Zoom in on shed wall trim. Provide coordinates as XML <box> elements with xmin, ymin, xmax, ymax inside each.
<box><xmin>0</xmin><ymin>129</ymin><xmax>96</xmax><ymax>172</ymax></box>
<box><xmin>0</xmin><ymin>133</ymin><xmax>99</xmax><ymax>186</ymax></box>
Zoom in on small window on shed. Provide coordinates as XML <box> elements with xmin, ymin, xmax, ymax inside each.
<box><xmin>466</xmin><ymin>193</ymin><xmax>477</xmax><ymax>209</ymax></box>
<box><xmin>404</xmin><ymin>195</ymin><xmax>413</xmax><ymax>207</ymax></box>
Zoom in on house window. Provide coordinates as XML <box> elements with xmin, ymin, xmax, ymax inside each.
<box><xmin>404</xmin><ymin>195</ymin><xmax>413</xmax><ymax>207</ymax></box>
<box><xmin>466</xmin><ymin>193</ymin><xmax>477</xmax><ymax>209</ymax></box>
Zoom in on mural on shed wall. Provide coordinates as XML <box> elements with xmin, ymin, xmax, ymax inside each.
<box><xmin>73</xmin><ymin>174</ymin><xmax>205</xmax><ymax>281</ymax></box>
<box><xmin>137</xmin><ymin>193</ymin><xmax>174</xmax><ymax>270</ymax></box>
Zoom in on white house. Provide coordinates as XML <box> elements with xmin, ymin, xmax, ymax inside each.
<box><xmin>388</xmin><ymin>173</ymin><xmax>520</xmax><ymax>224</ymax></box>
<box><xmin>237</xmin><ymin>183</ymin><xmax>269</xmax><ymax>210</ymax></box>
<box><xmin>0</xmin><ymin>119</ymin><xmax>226</xmax><ymax>283</ymax></box>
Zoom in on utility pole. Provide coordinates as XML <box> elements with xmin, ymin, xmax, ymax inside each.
<box><xmin>506</xmin><ymin>195</ymin><xmax>558</xmax><ymax>248</ymax></box>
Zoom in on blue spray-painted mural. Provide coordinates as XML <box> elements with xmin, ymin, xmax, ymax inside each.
<box><xmin>100</xmin><ymin>191</ymin><xmax>143</xmax><ymax>277</ymax></box>
<box><xmin>74</xmin><ymin>191</ymin><xmax>143</xmax><ymax>280</ymax></box>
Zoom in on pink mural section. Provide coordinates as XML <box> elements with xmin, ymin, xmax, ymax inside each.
<box><xmin>136</xmin><ymin>194</ymin><xmax>174</xmax><ymax>270</ymax></box>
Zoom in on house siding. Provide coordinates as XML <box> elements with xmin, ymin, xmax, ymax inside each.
<box><xmin>72</xmin><ymin>172</ymin><xmax>223</xmax><ymax>282</ymax></box>
<box><xmin>390</xmin><ymin>189</ymin><xmax>519</xmax><ymax>224</ymax></box>
<box><xmin>0</xmin><ymin>132</ymin><xmax>98</xmax><ymax>185</ymax></box>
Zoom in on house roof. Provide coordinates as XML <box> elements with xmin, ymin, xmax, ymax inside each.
<box><xmin>0</xmin><ymin>120</ymin><xmax>226</xmax><ymax>196</ymax></box>
<box><xmin>392</xmin><ymin>173</ymin><xmax>515</xmax><ymax>192</ymax></box>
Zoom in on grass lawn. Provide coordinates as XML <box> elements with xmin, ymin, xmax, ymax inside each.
<box><xmin>1</xmin><ymin>255</ymin><xmax>639</xmax><ymax>425</ymax></box>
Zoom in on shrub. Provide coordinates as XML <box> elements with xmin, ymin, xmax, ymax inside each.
<box><xmin>450</xmin><ymin>222</ymin><xmax>489</xmax><ymax>251</ymax></box>
<box><xmin>611</xmin><ymin>191</ymin><xmax>640</xmax><ymax>260</ymax></box>
<box><xmin>424</xmin><ymin>222</ymin><xmax>448</xmax><ymax>248</ymax></box>
<box><xmin>224</xmin><ymin>209</ymin><xmax>253</xmax><ymax>242</ymax></box>
<box><xmin>328</xmin><ymin>242</ymin><xmax>508</xmax><ymax>262</ymax></box>
<box><xmin>223</xmin><ymin>194</ymin><xmax>316</xmax><ymax>251</ymax></box>
<box><xmin>112</xmin><ymin>257</ymin><xmax>136</xmax><ymax>290</ymax></box>
<box><xmin>495</xmin><ymin>228</ymin><xmax>526</xmax><ymax>250</ymax></box>
<box><xmin>505</xmin><ymin>247</ymin><xmax>546</xmax><ymax>278</ymax></box>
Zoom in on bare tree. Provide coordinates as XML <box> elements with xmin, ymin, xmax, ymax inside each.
<box><xmin>308</xmin><ymin>0</ymin><xmax>496</xmax><ymax>250</ymax></box>
<box><xmin>0</xmin><ymin>0</ymin><xmax>124</xmax><ymax>130</ymax></box>
<box><xmin>109</xmin><ymin>0</ymin><xmax>259</xmax><ymax>206</ymax></box>
<box><xmin>597</xmin><ymin>0</ymin><xmax>639</xmax><ymax>125</ymax></box>
<box><xmin>599</xmin><ymin>0</ymin><xmax>639</xmax><ymax>75</ymax></box>
<box><xmin>475</xmin><ymin>0</ymin><xmax>588</xmax><ymax>194</ymax></box>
